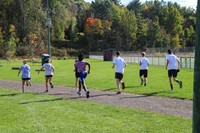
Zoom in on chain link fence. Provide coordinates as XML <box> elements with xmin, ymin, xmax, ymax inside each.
<box><xmin>89</xmin><ymin>51</ymin><xmax>194</xmax><ymax>69</ymax></box>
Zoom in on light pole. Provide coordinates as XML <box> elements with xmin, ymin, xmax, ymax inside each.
<box><xmin>45</xmin><ymin>0</ymin><xmax>52</xmax><ymax>56</ymax></box>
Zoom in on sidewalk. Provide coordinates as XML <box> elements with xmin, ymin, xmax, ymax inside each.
<box><xmin>0</xmin><ymin>80</ymin><xmax>192</xmax><ymax>118</ymax></box>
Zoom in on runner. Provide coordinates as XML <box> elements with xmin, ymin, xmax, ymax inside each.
<box><xmin>38</xmin><ymin>58</ymin><xmax>55</xmax><ymax>93</ymax></box>
<box><xmin>166</xmin><ymin>49</ymin><xmax>183</xmax><ymax>92</ymax></box>
<box><xmin>112</xmin><ymin>51</ymin><xmax>127</xmax><ymax>94</ymax></box>
<box><xmin>75</xmin><ymin>54</ymin><xmax>90</xmax><ymax>98</ymax></box>
<box><xmin>139</xmin><ymin>52</ymin><xmax>149</xmax><ymax>86</ymax></box>
<box><xmin>18</xmin><ymin>59</ymin><xmax>31</xmax><ymax>93</ymax></box>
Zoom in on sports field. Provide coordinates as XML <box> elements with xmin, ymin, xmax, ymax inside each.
<box><xmin>0</xmin><ymin>59</ymin><xmax>193</xmax><ymax>99</ymax></box>
<box><xmin>0</xmin><ymin>59</ymin><xmax>193</xmax><ymax>132</ymax></box>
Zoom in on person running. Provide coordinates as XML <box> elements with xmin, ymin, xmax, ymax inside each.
<box><xmin>38</xmin><ymin>58</ymin><xmax>55</xmax><ymax>93</ymax></box>
<box><xmin>74</xmin><ymin>59</ymin><xmax>79</xmax><ymax>93</ymax></box>
<box><xmin>18</xmin><ymin>59</ymin><xmax>31</xmax><ymax>93</ymax></box>
<box><xmin>166</xmin><ymin>49</ymin><xmax>182</xmax><ymax>92</ymax></box>
<box><xmin>75</xmin><ymin>54</ymin><xmax>90</xmax><ymax>98</ymax></box>
<box><xmin>139</xmin><ymin>52</ymin><xmax>149</xmax><ymax>86</ymax></box>
<box><xmin>112</xmin><ymin>51</ymin><xmax>127</xmax><ymax>94</ymax></box>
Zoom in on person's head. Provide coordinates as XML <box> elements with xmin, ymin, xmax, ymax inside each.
<box><xmin>45</xmin><ymin>58</ymin><xmax>51</xmax><ymax>63</ymax></box>
<box><xmin>167</xmin><ymin>49</ymin><xmax>172</xmax><ymax>54</ymax></box>
<box><xmin>23</xmin><ymin>59</ymin><xmax>27</xmax><ymax>64</ymax></box>
<box><xmin>115</xmin><ymin>51</ymin><xmax>120</xmax><ymax>57</ymax></box>
<box><xmin>78</xmin><ymin>54</ymin><xmax>83</xmax><ymax>61</ymax></box>
<box><xmin>141</xmin><ymin>52</ymin><xmax>146</xmax><ymax>57</ymax></box>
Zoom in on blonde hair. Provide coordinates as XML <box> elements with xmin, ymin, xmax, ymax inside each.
<box><xmin>141</xmin><ymin>52</ymin><xmax>146</xmax><ymax>56</ymax></box>
<box><xmin>23</xmin><ymin>59</ymin><xmax>27</xmax><ymax>64</ymax></box>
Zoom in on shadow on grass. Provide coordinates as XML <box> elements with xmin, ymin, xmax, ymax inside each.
<box><xmin>122</xmin><ymin>91</ymin><xmax>167</xmax><ymax>99</ymax></box>
<box><xmin>125</xmin><ymin>85</ymin><xmax>141</xmax><ymax>88</ymax></box>
<box><xmin>20</xmin><ymin>98</ymin><xmax>63</xmax><ymax>104</ymax></box>
<box><xmin>0</xmin><ymin>93</ymin><xmax>19</xmax><ymax>97</ymax></box>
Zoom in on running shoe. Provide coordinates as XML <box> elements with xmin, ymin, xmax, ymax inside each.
<box><xmin>50</xmin><ymin>82</ymin><xmax>54</xmax><ymax>89</ymax></box>
<box><xmin>116</xmin><ymin>91</ymin><xmax>121</xmax><ymax>94</ymax></box>
<box><xmin>86</xmin><ymin>91</ymin><xmax>90</xmax><ymax>98</ymax></box>
<box><xmin>179</xmin><ymin>81</ymin><xmax>183</xmax><ymax>89</ymax></box>
<box><xmin>122</xmin><ymin>82</ymin><xmax>125</xmax><ymax>89</ymax></box>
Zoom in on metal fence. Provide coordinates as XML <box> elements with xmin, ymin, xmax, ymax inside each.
<box><xmin>89</xmin><ymin>52</ymin><xmax>194</xmax><ymax>69</ymax></box>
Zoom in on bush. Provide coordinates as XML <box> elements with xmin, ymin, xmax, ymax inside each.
<box><xmin>16</xmin><ymin>46</ymin><xmax>30</xmax><ymax>56</ymax></box>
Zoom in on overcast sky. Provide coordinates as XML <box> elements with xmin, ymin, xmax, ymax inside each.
<box><xmin>84</xmin><ymin>0</ymin><xmax>197</xmax><ymax>9</ymax></box>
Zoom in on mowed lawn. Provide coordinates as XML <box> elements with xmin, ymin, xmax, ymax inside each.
<box><xmin>0</xmin><ymin>59</ymin><xmax>193</xmax><ymax>99</ymax></box>
<box><xmin>0</xmin><ymin>88</ymin><xmax>191</xmax><ymax>133</ymax></box>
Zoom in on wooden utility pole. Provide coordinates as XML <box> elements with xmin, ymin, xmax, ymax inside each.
<box><xmin>193</xmin><ymin>0</ymin><xmax>200</xmax><ymax>132</ymax></box>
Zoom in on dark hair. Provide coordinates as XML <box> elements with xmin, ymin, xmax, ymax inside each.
<box><xmin>78</xmin><ymin>54</ymin><xmax>83</xmax><ymax>61</ymax></box>
<box><xmin>45</xmin><ymin>58</ymin><xmax>50</xmax><ymax>63</ymax></box>
<box><xmin>167</xmin><ymin>49</ymin><xmax>172</xmax><ymax>54</ymax></box>
<box><xmin>115</xmin><ymin>51</ymin><xmax>120</xmax><ymax>56</ymax></box>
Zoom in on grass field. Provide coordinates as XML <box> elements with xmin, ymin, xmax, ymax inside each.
<box><xmin>0</xmin><ymin>59</ymin><xmax>193</xmax><ymax>99</ymax></box>
<box><xmin>0</xmin><ymin>88</ymin><xmax>192</xmax><ymax>133</ymax></box>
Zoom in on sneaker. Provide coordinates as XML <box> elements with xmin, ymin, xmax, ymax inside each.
<box><xmin>44</xmin><ymin>90</ymin><xmax>48</xmax><ymax>93</ymax></box>
<box><xmin>144</xmin><ymin>83</ymin><xmax>146</xmax><ymax>86</ymax></box>
<box><xmin>116</xmin><ymin>91</ymin><xmax>121</xmax><ymax>94</ymax></box>
<box><xmin>77</xmin><ymin>91</ymin><xmax>81</xmax><ymax>96</ymax></box>
<box><xmin>122</xmin><ymin>82</ymin><xmax>125</xmax><ymax>89</ymax></box>
<box><xmin>86</xmin><ymin>91</ymin><xmax>90</xmax><ymax>98</ymax></box>
<box><xmin>29</xmin><ymin>81</ymin><xmax>31</xmax><ymax>86</ymax></box>
<box><xmin>141</xmin><ymin>80</ymin><xmax>143</xmax><ymax>85</ymax></box>
<box><xmin>179</xmin><ymin>81</ymin><xmax>183</xmax><ymax>89</ymax></box>
<box><xmin>50</xmin><ymin>82</ymin><xmax>54</xmax><ymax>89</ymax></box>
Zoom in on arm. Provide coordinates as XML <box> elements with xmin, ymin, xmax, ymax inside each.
<box><xmin>86</xmin><ymin>63</ymin><xmax>90</xmax><ymax>74</ymax></box>
<box><xmin>112</xmin><ymin>63</ymin><xmax>115</xmax><ymax>69</ymax></box>
<box><xmin>18</xmin><ymin>69</ymin><xmax>21</xmax><ymax>76</ymax></box>
<box><xmin>166</xmin><ymin>59</ymin><xmax>169</xmax><ymax>70</ymax></box>
<box><xmin>38</xmin><ymin>66</ymin><xmax>44</xmax><ymax>75</ymax></box>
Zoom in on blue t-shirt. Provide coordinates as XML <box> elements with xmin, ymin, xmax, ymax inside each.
<box><xmin>20</xmin><ymin>64</ymin><xmax>31</xmax><ymax>78</ymax></box>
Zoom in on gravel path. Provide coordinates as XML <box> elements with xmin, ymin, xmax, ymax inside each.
<box><xmin>0</xmin><ymin>80</ymin><xmax>192</xmax><ymax>118</ymax></box>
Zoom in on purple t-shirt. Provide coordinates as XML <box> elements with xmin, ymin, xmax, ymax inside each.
<box><xmin>75</xmin><ymin>61</ymin><xmax>88</xmax><ymax>73</ymax></box>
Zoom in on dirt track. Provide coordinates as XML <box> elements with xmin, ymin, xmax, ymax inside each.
<box><xmin>0</xmin><ymin>80</ymin><xmax>192</xmax><ymax>118</ymax></box>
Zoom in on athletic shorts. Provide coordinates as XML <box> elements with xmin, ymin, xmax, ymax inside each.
<box><xmin>115</xmin><ymin>72</ymin><xmax>123</xmax><ymax>80</ymax></box>
<box><xmin>75</xmin><ymin>72</ymin><xmax>80</xmax><ymax>78</ymax></box>
<box><xmin>45</xmin><ymin>75</ymin><xmax>53</xmax><ymax>77</ymax></box>
<box><xmin>168</xmin><ymin>69</ymin><xmax>178</xmax><ymax>78</ymax></box>
<box><xmin>79</xmin><ymin>72</ymin><xmax>87</xmax><ymax>82</ymax></box>
<box><xmin>22</xmin><ymin>78</ymin><xmax>31</xmax><ymax>80</ymax></box>
<box><xmin>140</xmin><ymin>70</ymin><xmax>148</xmax><ymax>78</ymax></box>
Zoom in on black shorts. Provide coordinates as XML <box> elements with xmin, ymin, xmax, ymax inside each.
<box><xmin>168</xmin><ymin>69</ymin><xmax>178</xmax><ymax>78</ymax></box>
<box><xmin>45</xmin><ymin>75</ymin><xmax>53</xmax><ymax>77</ymax></box>
<box><xmin>75</xmin><ymin>72</ymin><xmax>80</xmax><ymax>78</ymax></box>
<box><xmin>140</xmin><ymin>70</ymin><xmax>148</xmax><ymax>78</ymax></box>
<box><xmin>115</xmin><ymin>72</ymin><xmax>123</xmax><ymax>80</ymax></box>
<box><xmin>22</xmin><ymin>78</ymin><xmax>31</xmax><ymax>80</ymax></box>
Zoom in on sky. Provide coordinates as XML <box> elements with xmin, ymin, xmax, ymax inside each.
<box><xmin>84</xmin><ymin>0</ymin><xmax>197</xmax><ymax>9</ymax></box>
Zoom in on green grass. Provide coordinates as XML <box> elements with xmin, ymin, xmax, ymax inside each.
<box><xmin>0</xmin><ymin>88</ymin><xmax>192</xmax><ymax>133</ymax></box>
<box><xmin>0</xmin><ymin>59</ymin><xmax>193</xmax><ymax>99</ymax></box>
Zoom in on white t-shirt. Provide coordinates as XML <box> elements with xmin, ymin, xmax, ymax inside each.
<box><xmin>20</xmin><ymin>64</ymin><xmax>31</xmax><ymax>78</ymax></box>
<box><xmin>113</xmin><ymin>56</ymin><xmax>126</xmax><ymax>74</ymax></box>
<box><xmin>166</xmin><ymin>54</ymin><xmax>179</xmax><ymax>70</ymax></box>
<box><xmin>139</xmin><ymin>57</ymin><xmax>149</xmax><ymax>70</ymax></box>
<box><xmin>42</xmin><ymin>63</ymin><xmax>54</xmax><ymax>76</ymax></box>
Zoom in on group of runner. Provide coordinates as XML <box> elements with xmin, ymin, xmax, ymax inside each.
<box><xmin>18</xmin><ymin>49</ymin><xmax>182</xmax><ymax>97</ymax></box>
<box><xmin>18</xmin><ymin>54</ymin><xmax>91</xmax><ymax>98</ymax></box>
<box><xmin>112</xmin><ymin>49</ymin><xmax>182</xmax><ymax>94</ymax></box>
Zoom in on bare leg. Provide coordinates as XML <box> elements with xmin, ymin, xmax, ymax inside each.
<box><xmin>22</xmin><ymin>80</ymin><xmax>25</xmax><ymax>93</ymax></box>
<box><xmin>116</xmin><ymin>79</ymin><xmax>121</xmax><ymax>92</ymax></box>
<box><xmin>75</xmin><ymin>77</ymin><xmax>78</xmax><ymax>92</ymax></box>
<box><xmin>169</xmin><ymin>77</ymin><xmax>173</xmax><ymax>91</ymax></box>
<box><xmin>45</xmin><ymin>77</ymin><xmax>49</xmax><ymax>92</ymax></box>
